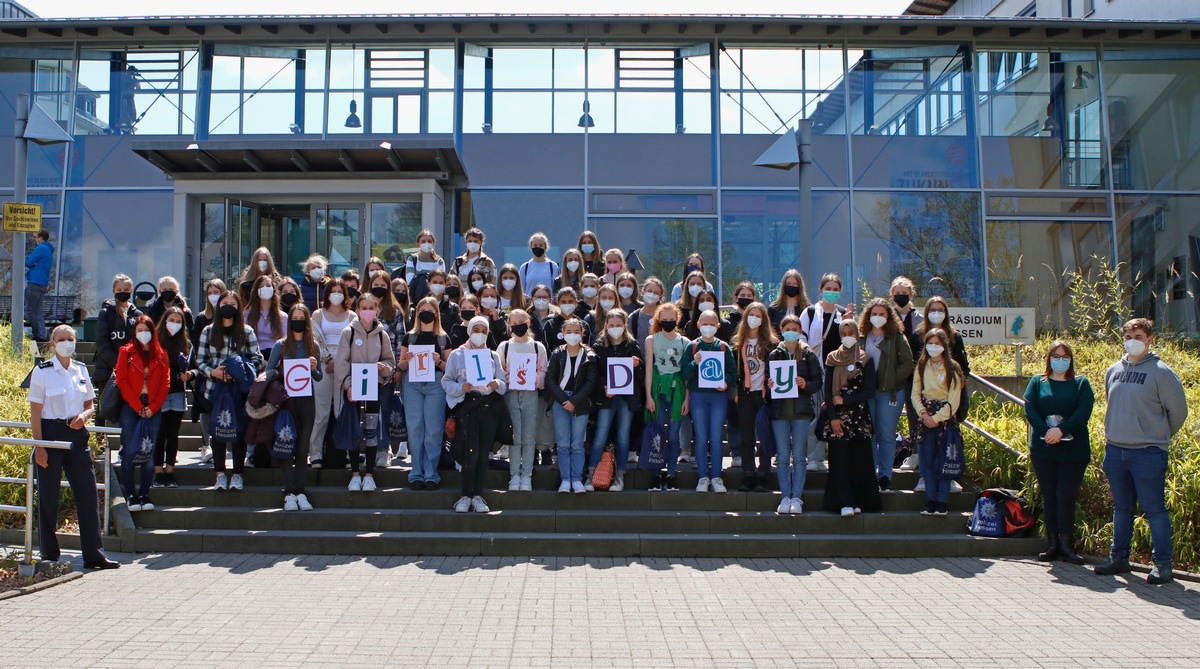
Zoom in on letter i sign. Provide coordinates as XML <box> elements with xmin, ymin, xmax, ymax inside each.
<box><xmin>351</xmin><ymin>363</ymin><xmax>379</xmax><ymax>401</ymax></box>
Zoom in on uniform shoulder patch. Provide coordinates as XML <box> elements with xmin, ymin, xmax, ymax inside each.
<box><xmin>37</xmin><ymin>360</ymin><xmax>54</xmax><ymax>369</ymax></box>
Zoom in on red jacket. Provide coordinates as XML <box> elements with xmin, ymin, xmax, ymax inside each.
<box><xmin>116</xmin><ymin>341</ymin><xmax>171</xmax><ymax>414</ymax></box>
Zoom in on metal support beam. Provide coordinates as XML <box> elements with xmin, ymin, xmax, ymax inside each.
<box><xmin>338</xmin><ymin>150</ymin><xmax>357</xmax><ymax>172</ymax></box>
<box><xmin>242</xmin><ymin>150</ymin><xmax>266</xmax><ymax>173</ymax></box>
<box><xmin>291</xmin><ymin>150</ymin><xmax>311</xmax><ymax>172</ymax></box>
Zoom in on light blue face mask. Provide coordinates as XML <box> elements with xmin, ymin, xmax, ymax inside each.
<box><xmin>822</xmin><ymin>290</ymin><xmax>841</xmax><ymax>304</ymax></box>
<box><xmin>781</xmin><ymin>331</ymin><xmax>803</xmax><ymax>342</ymax></box>
<box><xmin>581</xmin><ymin>243</ymin><xmax>595</xmax><ymax>254</ymax></box>
<box><xmin>1050</xmin><ymin>357</ymin><xmax>1071</xmax><ymax>374</ymax></box>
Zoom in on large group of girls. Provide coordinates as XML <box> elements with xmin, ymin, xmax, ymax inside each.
<box><xmin>93</xmin><ymin>226</ymin><xmax>973</xmax><ymax>518</ymax></box>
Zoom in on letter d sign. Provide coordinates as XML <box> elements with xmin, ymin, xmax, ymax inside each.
<box><xmin>608</xmin><ymin>357</ymin><xmax>635</xmax><ymax>396</ymax></box>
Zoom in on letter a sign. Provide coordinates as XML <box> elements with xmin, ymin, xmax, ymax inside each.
<box><xmin>607</xmin><ymin>357</ymin><xmax>635</xmax><ymax>396</ymax></box>
<box><xmin>769</xmin><ymin>361</ymin><xmax>799</xmax><ymax>398</ymax></box>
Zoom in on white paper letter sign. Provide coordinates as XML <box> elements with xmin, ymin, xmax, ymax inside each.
<box><xmin>465</xmin><ymin>349</ymin><xmax>494</xmax><ymax>386</ymax></box>
<box><xmin>283</xmin><ymin>359</ymin><xmax>313</xmax><ymax>398</ymax></box>
<box><xmin>768</xmin><ymin>361</ymin><xmax>799</xmax><ymax>398</ymax></box>
<box><xmin>408</xmin><ymin>345</ymin><xmax>435</xmax><ymax>383</ymax></box>
<box><xmin>509</xmin><ymin>352</ymin><xmax>538</xmax><ymax>391</ymax></box>
<box><xmin>698</xmin><ymin>351</ymin><xmax>725</xmax><ymax>389</ymax></box>
<box><xmin>607</xmin><ymin>357</ymin><xmax>635</xmax><ymax>396</ymax></box>
<box><xmin>351</xmin><ymin>363</ymin><xmax>379</xmax><ymax>401</ymax></box>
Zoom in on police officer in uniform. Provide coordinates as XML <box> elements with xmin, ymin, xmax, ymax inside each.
<box><xmin>28</xmin><ymin>324</ymin><xmax>119</xmax><ymax>569</ymax></box>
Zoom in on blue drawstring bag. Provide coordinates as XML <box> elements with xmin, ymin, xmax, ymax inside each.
<box><xmin>755</xmin><ymin>404</ymin><xmax>776</xmax><ymax>459</ymax></box>
<box><xmin>208</xmin><ymin>382</ymin><xmax>241</xmax><ymax>444</ymax></box>
<box><xmin>271</xmin><ymin>407</ymin><xmax>298</xmax><ymax>459</ymax></box>
<box><xmin>386</xmin><ymin>390</ymin><xmax>408</xmax><ymax>441</ymax></box>
<box><xmin>638</xmin><ymin>418</ymin><xmax>666</xmax><ymax>471</ymax></box>
<box><xmin>333</xmin><ymin>400</ymin><xmax>363</xmax><ymax>451</ymax></box>
<box><xmin>936</xmin><ymin>423</ymin><xmax>965</xmax><ymax>481</ymax></box>
<box><xmin>122</xmin><ymin>417</ymin><xmax>156</xmax><ymax>465</ymax></box>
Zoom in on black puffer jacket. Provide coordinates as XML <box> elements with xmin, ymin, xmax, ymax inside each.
<box><xmin>546</xmin><ymin>345</ymin><xmax>600</xmax><ymax>415</ymax></box>
<box><xmin>93</xmin><ymin>299</ymin><xmax>142</xmax><ymax>385</ymax></box>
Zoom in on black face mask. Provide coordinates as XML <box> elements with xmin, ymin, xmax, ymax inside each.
<box><xmin>511</xmin><ymin>323</ymin><xmax>529</xmax><ymax>337</ymax></box>
<box><xmin>418</xmin><ymin>310</ymin><xmax>436</xmax><ymax>324</ymax></box>
<box><xmin>459</xmin><ymin>310</ymin><xmax>476</xmax><ymax>321</ymax></box>
<box><xmin>659</xmin><ymin>320</ymin><xmax>678</xmax><ymax>332</ymax></box>
<box><xmin>218</xmin><ymin>304</ymin><xmax>238</xmax><ymax>320</ymax></box>
<box><xmin>736</xmin><ymin>297</ymin><xmax>753</xmax><ymax>310</ymax></box>
<box><xmin>280</xmin><ymin>293</ymin><xmax>299</xmax><ymax>309</ymax></box>
<box><xmin>784</xmin><ymin>285</ymin><xmax>801</xmax><ymax>298</ymax></box>
<box><xmin>445</xmin><ymin>286</ymin><xmax>462</xmax><ymax>300</ymax></box>
<box><xmin>394</xmin><ymin>292</ymin><xmax>408</xmax><ymax>307</ymax></box>
<box><xmin>370</xmin><ymin>286</ymin><xmax>389</xmax><ymax>299</ymax></box>
<box><xmin>686</xmin><ymin>264</ymin><xmax>700</xmax><ymax>275</ymax></box>
<box><xmin>114</xmin><ymin>291</ymin><xmax>132</xmax><ymax>303</ymax></box>
<box><xmin>290</xmin><ymin>319</ymin><xmax>307</xmax><ymax>333</ymax></box>
<box><xmin>240</xmin><ymin>280</ymin><xmax>254</xmax><ymax>294</ymax></box>
<box><xmin>346</xmin><ymin>286</ymin><xmax>360</xmax><ymax>299</ymax></box>
<box><xmin>893</xmin><ymin>294</ymin><xmax>910</xmax><ymax>308</ymax></box>
<box><xmin>531</xmin><ymin>247</ymin><xmax>546</xmax><ymax>258</ymax></box>
<box><xmin>160</xmin><ymin>290</ymin><xmax>177</xmax><ymax>303</ymax></box>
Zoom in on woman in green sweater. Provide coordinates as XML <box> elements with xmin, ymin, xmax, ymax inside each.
<box><xmin>1023</xmin><ymin>340</ymin><xmax>1095</xmax><ymax>565</ymax></box>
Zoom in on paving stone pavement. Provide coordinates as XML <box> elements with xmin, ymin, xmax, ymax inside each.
<box><xmin>1</xmin><ymin>551</ymin><xmax>1197</xmax><ymax>668</ymax></box>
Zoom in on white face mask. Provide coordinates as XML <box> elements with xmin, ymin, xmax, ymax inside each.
<box><xmin>925</xmin><ymin>343</ymin><xmax>945</xmax><ymax>357</ymax></box>
<box><xmin>329</xmin><ymin>292</ymin><xmax>345</xmax><ymax>305</ymax></box>
<box><xmin>566</xmin><ymin>261</ymin><xmax>580</xmax><ymax>272</ymax></box>
<box><xmin>746</xmin><ymin>315</ymin><xmax>763</xmax><ymax>330</ymax></box>
<box><xmin>927</xmin><ymin>310</ymin><xmax>946</xmax><ymax>325</ymax></box>
<box><xmin>54</xmin><ymin>340</ymin><xmax>75</xmax><ymax>358</ymax></box>
<box><xmin>501</xmin><ymin>279</ymin><xmax>517</xmax><ymax>291</ymax></box>
<box><xmin>136</xmin><ymin>331</ymin><xmax>153</xmax><ymax>345</ymax></box>
<box><xmin>618</xmin><ymin>286</ymin><xmax>635</xmax><ymax>299</ymax></box>
<box><xmin>533</xmin><ymin>298</ymin><xmax>550</xmax><ymax>311</ymax></box>
<box><xmin>470</xmin><ymin>280</ymin><xmax>484</xmax><ymax>291</ymax></box>
<box><xmin>599</xmin><ymin>299</ymin><xmax>615</xmax><ymax>311</ymax></box>
<box><xmin>208</xmin><ymin>294</ymin><xmax>220</xmax><ymax>307</ymax></box>
<box><xmin>688</xmin><ymin>284</ymin><xmax>703</xmax><ymax>297</ymax></box>
<box><xmin>481</xmin><ymin>297</ymin><xmax>498</xmax><ymax>309</ymax></box>
<box><xmin>642</xmin><ymin>292</ymin><xmax>660</xmax><ymax>304</ymax></box>
<box><xmin>841</xmin><ymin>335</ymin><xmax>858</xmax><ymax>349</ymax></box>
<box><xmin>466</xmin><ymin>241</ymin><xmax>481</xmax><ymax>254</ymax></box>
<box><xmin>258</xmin><ymin>286</ymin><xmax>274</xmax><ymax>301</ymax></box>
<box><xmin>700</xmin><ymin>325</ymin><xmax>718</xmax><ymax>339</ymax></box>
<box><xmin>309</xmin><ymin>268</ymin><xmax>324</xmax><ymax>281</ymax></box>
<box><xmin>258</xmin><ymin>260</ymin><xmax>268</xmax><ymax>272</ymax></box>
<box><xmin>559</xmin><ymin>303</ymin><xmax>577</xmax><ymax>316</ymax></box>
<box><xmin>581</xmin><ymin>286</ymin><xmax>598</xmax><ymax>299</ymax></box>
<box><xmin>698</xmin><ymin>301</ymin><xmax>715</xmax><ymax>313</ymax></box>
<box><xmin>563</xmin><ymin>333</ymin><xmax>582</xmax><ymax>347</ymax></box>
<box><xmin>870</xmin><ymin>315</ymin><xmax>888</xmax><ymax>329</ymax></box>
<box><xmin>429</xmin><ymin>284</ymin><xmax>446</xmax><ymax>296</ymax></box>
<box><xmin>469</xmin><ymin>332</ymin><xmax>488</xmax><ymax>347</ymax></box>
<box><xmin>166</xmin><ymin>321</ymin><xmax>183</xmax><ymax>336</ymax></box>
<box><xmin>1123</xmin><ymin>338</ymin><xmax>1147</xmax><ymax>357</ymax></box>
<box><xmin>420</xmin><ymin>242</ymin><xmax>434</xmax><ymax>254</ymax></box>
<box><xmin>607</xmin><ymin>326</ymin><xmax>625</xmax><ymax>340</ymax></box>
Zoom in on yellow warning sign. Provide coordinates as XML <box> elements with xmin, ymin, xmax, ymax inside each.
<box><xmin>2</xmin><ymin>202</ymin><xmax>41</xmax><ymax>233</ymax></box>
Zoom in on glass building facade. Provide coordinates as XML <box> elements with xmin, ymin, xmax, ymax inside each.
<box><xmin>1</xmin><ymin>15</ymin><xmax>1198</xmax><ymax>332</ymax></box>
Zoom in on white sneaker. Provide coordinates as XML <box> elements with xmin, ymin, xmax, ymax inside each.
<box><xmin>520</xmin><ymin>476</ymin><xmax>533</xmax><ymax>492</ymax></box>
<box><xmin>731</xmin><ymin>456</ymin><xmax>742</xmax><ymax>468</ymax></box>
<box><xmin>816</xmin><ymin>462</ymin><xmax>828</xmax><ymax>472</ymax></box>
<box><xmin>584</xmin><ymin>476</ymin><xmax>595</xmax><ymax>492</ymax></box>
<box><xmin>558</xmin><ymin>481</ymin><xmax>571</xmax><ymax>494</ymax></box>
<box><xmin>199</xmin><ymin>444</ymin><xmax>213</xmax><ymax>464</ymax></box>
<box><xmin>244</xmin><ymin>458</ymin><xmax>255</xmax><ymax>469</ymax></box>
<box><xmin>776</xmin><ymin>499</ymin><xmax>790</xmax><ymax>514</ymax></box>
<box><xmin>679</xmin><ymin>452</ymin><xmax>692</xmax><ymax>464</ymax></box>
<box><xmin>471</xmin><ymin>496</ymin><xmax>490</xmax><ymax>513</ymax></box>
<box><xmin>230</xmin><ymin>474</ymin><xmax>244</xmax><ymax>491</ymax></box>
<box><xmin>284</xmin><ymin>494</ymin><xmax>299</xmax><ymax>511</ymax></box>
<box><xmin>498</xmin><ymin>445</ymin><xmax>509</xmax><ymax>459</ymax></box>
<box><xmin>789</xmin><ymin>498</ymin><xmax>804</xmax><ymax>515</ymax></box>
<box><xmin>362</xmin><ymin>475</ymin><xmax>377</xmax><ymax>492</ymax></box>
<box><xmin>214</xmin><ymin>473</ymin><xmax>228</xmax><ymax>490</ymax></box>
<box><xmin>392</xmin><ymin>443</ymin><xmax>408</xmax><ymax>463</ymax></box>
<box><xmin>711</xmin><ymin>478</ymin><xmax>727</xmax><ymax>494</ymax></box>
<box><xmin>296</xmin><ymin>494</ymin><xmax>313</xmax><ymax>511</ymax></box>
<box><xmin>806</xmin><ymin>461</ymin><xmax>819</xmax><ymax>472</ymax></box>
<box><xmin>508</xmin><ymin>476</ymin><xmax>521</xmax><ymax>491</ymax></box>
<box><xmin>696</xmin><ymin>477</ymin><xmax>711</xmax><ymax>493</ymax></box>
<box><xmin>627</xmin><ymin>452</ymin><xmax>639</xmax><ymax>464</ymax></box>
<box><xmin>914</xmin><ymin>477</ymin><xmax>926</xmax><ymax>492</ymax></box>
<box><xmin>375</xmin><ymin>450</ymin><xmax>390</xmax><ymax>468</ymax></box>
<box><xmin>900</xmin><ymin>454</ymin><xmax>919</xmax><ymax>471</ymax></box>
<box><xmin>127</xmin><ymin>498</ymin><xmax>142</xmax><ymax>512</ymax></box>
<box><xmin>348</xmin><ymin>475</ymin><xmax>363</xmax><ymax>492</ymax></box>
<box><xmin>841</xmin><ymin>506</ymin><xmax>855</xmax><ymax>517</ymax></box>
<box><xmin>610</xmin><ymin>475</ymin><xmax>624</xmax><ymax>492</ymax></box>
<box><xmin>951</xmin><ymin>480</ymin><xmax>963</xmax><ymax>493</ymax></box>
<box><xmin>140</xmin><ymin>498</ymin><xmax>155</xmax><ymax>511</ymax></box>
<box><xmin>854</xmin><ymin>507</ymin><xmax>862</xmax><ymax>514</ymax></box>
<box><xmin>571</xmin><ymin>481</ymin><xmax>586</xmax><ymax>494</ymax></box>
<box><xmin>311</xmin><ymin>459</ymin><xmax>323</xmax><ymax>470</ymax></box>
<box><xmin>454</xmin><ymin>496</ymin><xmax>472</xmax><ymax>513</ymax></box>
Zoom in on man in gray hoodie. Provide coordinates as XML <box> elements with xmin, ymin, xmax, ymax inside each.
<box><xmin>1096</xmin><ymin>318</ymin><xmax>1188</xmax><ymax>584</ymax></box>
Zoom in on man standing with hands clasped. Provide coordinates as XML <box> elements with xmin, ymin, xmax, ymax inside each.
<box><xmin>1096</xmin><ymin>318</ymin><xmax>1187</xmax><ymax>584</ymax></box>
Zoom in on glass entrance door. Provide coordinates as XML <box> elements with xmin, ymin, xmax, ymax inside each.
<box><xmin>314</xmin><ymin>204</ymin><xmax>364</xmax><ymax>278</ymax></box>
<box><xmin>225</xmin><ymin>199</ymin><xmax>262</xmax><ymax>282</ymax></box>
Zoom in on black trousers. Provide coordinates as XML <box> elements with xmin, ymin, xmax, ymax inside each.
<box><xmin>823</xmin><ymin>435</ymin><xmax>882</xmax><ymax>513</ymax></box>
<box><xmin>737</xmin><ymin>386</ymin><xmax>767</xmax><ymax>479</ymax></box>
<box><xmin>459</xmin><ymin>394</ymin><xmax>505</xmax><ymax>498</ymax></box>
<box><xmin>276</xmin><ymin>397</ymin><xmax>316</xmax><ymax>494</ymax></box>
<box><xmin>1031</xmin><ymin>456</ymin><xmax>1088</xmax><ymax>536</ymax></box>
<box><xmin>37</xmin><ymin>420</ymin><xmax>105</xmax><ymax>562</ymax></box>
<box><xmin>155</xmin><ymin>409</ymin><xmax>184</xmax><ymax>468</ymax></box>
<box><xmin>348</xmin><ymin>399</ymin><xmax>381</xmax><ymax>475</ymax></box>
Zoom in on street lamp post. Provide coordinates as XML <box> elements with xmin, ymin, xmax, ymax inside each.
<box><xmin>754</xmin><ymin>120</ymin><xmax>814</xmax><ymax>285</ymax></box>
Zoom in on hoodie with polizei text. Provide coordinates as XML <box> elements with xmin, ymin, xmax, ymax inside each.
<box><xmin>1103</xmin><ymin>352</ymin><xmax>1188</xmax><ymax>451</ymax></box>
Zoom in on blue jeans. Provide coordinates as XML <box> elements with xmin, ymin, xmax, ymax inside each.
<box><xmin>867</xmin><ymin>388</ymin><xmax>907</xmax><ymax>480</ymax></box>
<box><xmin>690</xmin><ymin>390</ymin><xmax>728</xmax><ymax>479</ymax></box>
<box><xmin>657</xmin><ymin>394</ymin><xmax>683</xmax><ymax>476</ymax></box>
<box><xmin>918</xmin><ymin>429</ymin><xmax>952</xmax><ymax>503</ymax></box>
<box><xmin>378</xmin><ymin>380</ymin><xmax>397</xmax><ymax>447</ymax></box>
<box><xmin>119</xmin><ymin>405</ymin><xmax>161</xmax><ymax>499</ymax></box>
<box><xmin>772</xmin><ymin>418</ymin><xmax>811</xmax><ymax>498</ymax></box>
<box><xmin>553</xmin><ymin>403</ymin><xmax>588</xmax><ymax>484</ymax></box>
<box><xmin>591</xmin><ymin>400</ymin><xmax>632</xmax><ymax>473</ymax></box>
<box><xmin>24</xmin><ymin>281</ymin><xmax>48</xmax><ymax>341</ymax></box>
<box><xmin>504</xmin><ymin>390</ymin><xmax>540</xmax><ymax>479</ymax></box>
<box><xmin>402</xmin><ymin>374</ymin><xmax>446</xmax><ymax>484</ymax></box>
<box><xmin>1103</xmin><ymin>444</ymin><xmax>1172</xmax><ymax>564</ymax></box>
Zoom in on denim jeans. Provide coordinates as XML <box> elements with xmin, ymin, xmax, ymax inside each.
<box><xmin>590</xmin><ymin>400</ymin><xmax>632</xmax><ymax>473</ymax></box>
<box><xmin>310</xmin><ymin>369</ymin><xmax>339</xmax><ymax>462</ymax></box>
<box><xmin>505</xmin><ymin>390</ymin><xmax>540</xmax><ymax>479</ymax></box>
<box><xmin>772</xmin><ymin>418</ymin><xmax>811</xmax><ymax>498</ymax></box>
<box><xmin>119</xmin><ymin>405</ymin><xmax>161</xmax><ymax>499</ymax></box>
<box><xmin>1103</xmin><ymin>444</ymin><xmax>1172</xmax><ymax>564</ymax></box>
<box><xmin>656</xmin><ymin>394</ymin><xmax>683</xmax><ymax>476</ymax></box>
<box><xmin>24</xmin><ymin>281</ymin><xmax>47</xmax><ymax>341</ymax></box>
<box><xmin>691</xmin><ymin>390</ymin><xmax>728</xmax><ymax>479</ymax></box>
<box><xmin>378</xmin><ymin>380</ymin><xmax>398</xmax><ymax>448</ymax></box>
<box><xmin>867</xmin><ymin>388</ymin><xmax>907</xmax><ymax>480</ymax></box>
<box><xmin>403</xmin><ymin>374</ymin><xmax>446</xmax><ymax>484</ymax></box>
<box><xmin>918</xmin><ymin>429</ymin><xmax>952</xmax><ymax>503</ymax></box>
<box><xmin>553</xmin><ymin>403</ymin><xmax>588</xmax><ymax>484</ymax></box>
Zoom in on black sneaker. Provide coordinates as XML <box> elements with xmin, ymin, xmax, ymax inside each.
<box><xmin>738</xmin><ymin>477</ymin><xmax>754</xmax><ymax>492</ymax></box>
<box><xmin>664</xmin><ymin>476</ymin><xmax>679</xmax><ymax>492</ymax></box>
<box><xmin>428</xmin><ymin>480</ymin><xmax>441</xmax><ymax>490</ymax></box>
<box><xmin>753</xmin><ymin>479</ymin><xmax>770</xmax><ymax>493</ymax></box>
<box><xmin>151</xmin><ymin>473</ymin><xmax>165</xmax><ymax>488</ymax></box>
<box><xmin>648</xmin><ymin>474</ymin><xmax>662</xmax><ymax>491</ymax></box>
<box><xmin>409</xmin><ymin>480</ymin><xmax>425</xmax><ymax>490</ymax></box>
<box><xmin>920</xmin><ymin>501</ymin><xmax>936</xmax><ymax>516</ymax></box>
<box><xmin>933</xmin><ymin>502</ymin><xmax>948</xmax><ymax>516</ymax></box>
<box><xmin>1094</xmin><ymin>557</ymin><xmax>1132</xmax><ymax>576</ymax></box>
<box><xmin>1147</xmin><ymin>563</ymin><xmax>1173</xmax><ymax>585</ymax></box>
<box><xmin>539</xmin><ymin>451</ymin><xmax>552</xmax><ymax>467</ymax></box>
<box><xmin>165</xmin><ymin>472</ymin><xmax>178</xmax><ymax>488</ymax></box>
<box><xmin>878</xmin><ymin>476</ymin><xmax>891</xmax><ymax>492</ymax></box>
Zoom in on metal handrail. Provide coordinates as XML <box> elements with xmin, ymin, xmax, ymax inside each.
<box><xmin>0</xmin><ymin>421</ymin><xmax>119</xmax><ymax>535</ymax></box>
<box><xmin>968</xmin><ymin>372</ymin><xmax>1026</xmax><ymax>406</ymax></box>
<box><xmin>0</xmin><ymin>436</ymin><xmax>72</xmax><ymax>573</ymax></box>
<box><xmin>960</xmin><ymin>419</ymin><xmax>1027</xmax><ymax>460</ymax></box>
<box><xmin>962</xmin><ymin>372</ymin><xmax>1030</xmax><ymax>462</ymax></box>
